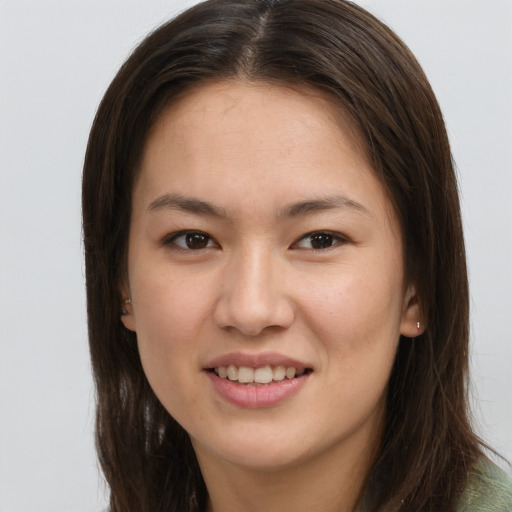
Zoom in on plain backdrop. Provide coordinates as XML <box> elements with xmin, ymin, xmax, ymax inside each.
<box><xmin>1</xmin><ymin>1</ymin><xmax>511</xmax><ymax>511</ymax></box>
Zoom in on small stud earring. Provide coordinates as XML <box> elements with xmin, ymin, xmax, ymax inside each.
<box><xmin>417</xmin><ymin>321</ymin><xmax>421</xmax><ymax>330</ymax></box>
<box><xmin>121</xmin><ymin>298</ymin><xmax>131</xmax><ymax>316</ymax></box>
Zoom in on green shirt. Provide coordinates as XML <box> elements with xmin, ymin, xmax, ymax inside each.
<box><xmin>356</xmin><ymin>457</ymin><xmax>512</xmax><ymax>511</ymax></box>
<box><xmin>456</xmin><ymin>458</ymin><xmax>512</xmax><ymax>512</ymax></box>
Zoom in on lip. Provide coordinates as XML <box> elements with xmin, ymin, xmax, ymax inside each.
<box><xmin>205</xmin><ymin>370</ymin><xmax>310</xmax><ymax>408</ymax></box>
<box><xmin>203</xmin><ymin>352</ymin><xmax>312</xmax><ymax>408</ymax></box>
<box><xmin>204</xmin><ymin>351</ymin><xmax>310</xmax><ymax>371</ymax></box>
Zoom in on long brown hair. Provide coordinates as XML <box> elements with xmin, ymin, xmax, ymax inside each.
<box><xmin>82</xmin><ymin>1</ymin><xmax>483</xmax><ymax>510</ymax></box>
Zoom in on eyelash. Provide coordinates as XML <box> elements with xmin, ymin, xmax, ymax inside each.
<box><xmin>161</xmin><ymin>230</ymin><xmax>348</xmax><ymax>252</ymax></box>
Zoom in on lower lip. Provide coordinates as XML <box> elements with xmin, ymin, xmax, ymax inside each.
<box><xmin>205</xmin><ymin>371</ymin><xmax>310</xmax><ymax>408</ymax></box>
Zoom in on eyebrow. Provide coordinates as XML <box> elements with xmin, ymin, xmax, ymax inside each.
<box><xmin>279</xmin><ymin>195</ymin><xmax>370</xmax><ymax>218</ymax></box>
<box><xmin>147</xmin><ymin>193</ymin><xmax>228</xmax><ymax>218</ymax></box>
<box><xmin>147</xmin><ymin>193</ymin><xmax>369</xmax><ymax>219</ymax></box>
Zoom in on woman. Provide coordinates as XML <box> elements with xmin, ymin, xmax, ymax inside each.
<box><xmin>82</xmin><ymin>1</ymin><xmax>512</xmax><ymax>510</ymax></box>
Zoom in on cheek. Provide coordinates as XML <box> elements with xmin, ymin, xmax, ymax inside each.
<box><xmin>301</xmin><ymin>266</ymin><xmax>402</xmax><ymax>427</ymax></box>
<box><xmin>133</xmin><ymin>259</ymin><xmax>218</xmax><ymax>338</ymax></box>
<box><xmin>298</xmin><ymin>257</ymin><xmax>404</xmax><ymax>393</ymax></box>
<box><xmin>129</xmin><ymin>262</ymin><xmax>219</xmax><ymax>398</ymax></box>
<box><xmin>302</xmin><ymin>263</ymin><xmax>403</xmax><ymax>340</ymax></box>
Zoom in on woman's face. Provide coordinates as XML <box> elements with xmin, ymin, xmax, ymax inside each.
<box><xmin>122</xmin><ymin>81</ymin><xmax>420</xmax><ymax>472</ymax></box>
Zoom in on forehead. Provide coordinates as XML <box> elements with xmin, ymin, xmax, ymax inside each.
<box><xmin>135</xmin><ymin>80</ymin><xmax>391</xmax><ymax>223</ymax></box>
<box><xmin>153</xmin><ymin>80</ymin><xmax>367</xmax><ymax>153</ymax></box>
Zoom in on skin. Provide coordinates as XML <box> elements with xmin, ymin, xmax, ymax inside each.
<box><xmin>121</xmin><ymin>80</ymin><xmax>422</xmax><ymax>512</ymax></box>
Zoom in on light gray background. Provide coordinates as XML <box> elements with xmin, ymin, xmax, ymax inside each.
<box><xmin>1</xmin><ymin>1</ymin><xmax>510</xmax><ymax>511</ymax></box>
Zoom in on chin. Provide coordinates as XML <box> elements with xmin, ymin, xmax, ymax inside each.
<box><xmin>190</xmin><ymin>422</ymin><xmax>334</xmax><ymax>474</ymax></box>
<box><xmin>209</xmin><ymin>445</ymin><xmax>310</xmax><ymax>472</ymax></box>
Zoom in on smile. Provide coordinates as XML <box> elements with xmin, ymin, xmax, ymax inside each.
<box><xmin>213</xmin><ymin>365</ymin><xmax>310</xmax><ymax>385</ymax></box>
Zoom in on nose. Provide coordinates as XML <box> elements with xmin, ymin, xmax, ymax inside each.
<box><xmin>213</xmin><ymin>246</ymin><xmax>295</xmax><ymax>336</ymax></box>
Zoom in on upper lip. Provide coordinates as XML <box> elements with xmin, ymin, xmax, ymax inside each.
<box><xmin>204</xmin><ymin>352</ymin><xmax>311</xmax><ymax>370</ymax></box>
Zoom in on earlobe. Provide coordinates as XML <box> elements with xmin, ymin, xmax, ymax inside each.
<box><xmin>119</xmin><ymin>283</ymin><xmax>137</xmax><ymax>332</ymax></box>
<box><xmin>119</xmin><ymin>276</ymin><xmax>137</xmax><ymax>331</ymax></box>
<box><xmin>120</xmin><ymin>297</ymin><xmax>137</xmax><ymax>331</ymax></box>
<box><xmin>400</xmin><ymin>285</ymin><xmax>425</xmax><ymax>338</ymax></box>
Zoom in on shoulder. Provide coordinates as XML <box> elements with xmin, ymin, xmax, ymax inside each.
<box><xmin>456</xmin><ymin>457</ymin><xmax>512</xmax><ymax>512</ymax></box>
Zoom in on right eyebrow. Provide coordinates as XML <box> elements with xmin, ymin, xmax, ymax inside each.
<box><xmin>146</xmin><ymin>193</ymin><xmax>228</xmax><ymax>219</ymax></box>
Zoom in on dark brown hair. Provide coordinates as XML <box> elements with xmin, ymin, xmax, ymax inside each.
<box><xmin>82</xmin><ymin>1</ymin><xmax>483</xmax><ymax>510</ymax></box>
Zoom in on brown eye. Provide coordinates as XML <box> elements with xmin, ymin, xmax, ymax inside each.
<box><xmin>185</xmin><ymin>232</ymin><xmax>210</xmax><ymax>249</ymax></box>
<box><xmin>166</xmin><ymin>231</ymin><xmax>216</xmax><ymax>250</ymax></box>
<box><xmin>294</xmin><ymin>231</ymin><xmax>346</xmax><ymax>250</ymax></box>
<box><xmin>309</xmin><ymin>233</ymin><xmax>334</xmax><ymax>249</ymax></box>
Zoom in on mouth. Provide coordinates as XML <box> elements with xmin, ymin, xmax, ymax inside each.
<box><xmin>204</xmin><ymin>353</ymin><xmax>313</xmax><ymax>407</ymax></box>
<box><xmin>208</xmin><ymin>365</ymin><xmax>313</xmax><ymax>385</ymax></box>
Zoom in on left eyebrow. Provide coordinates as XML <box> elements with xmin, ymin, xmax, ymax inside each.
<box><xmin>279</xmin><ymin>195</ymin><xmax>370</xmax><ymax>218</ymax></box>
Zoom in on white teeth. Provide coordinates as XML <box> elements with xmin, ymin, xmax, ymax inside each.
<box><xmin>214</xmin><ymin>364</ymin><xmax>308</xmax><ymax>384</ymax></box>
<box><xmin>272</xmin><ymin>365</ymin><xmax>286</xmax><ymax>381</ymax></box>
<box><xmin>285</xmin><ymin>367</ymin><xmax>296</xmax><ymax>379</ymax></box>
<box><xmin>227</xmin><ymin>364</ymin><xmax>238</xmax><ymax>381</ymax></box>
<box><xmin>238</xmin><ymin>366</ymin><xmax>254</xmax><ymax>383</ymax></box>
<box><xmin>254</xmin><ymin>366</ymin><xmax>273</xmax><ymax>384</ymax></box>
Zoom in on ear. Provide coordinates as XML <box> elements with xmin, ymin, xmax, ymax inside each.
<box><xmin>400</xmin><ymin>284</ymin><xmax>425</xmax><ymax>338</ymax></box>
<box><xmin>119</xmin><ymin>283</ymin><xmax>136</xmax><ymax>332</ymax></box>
